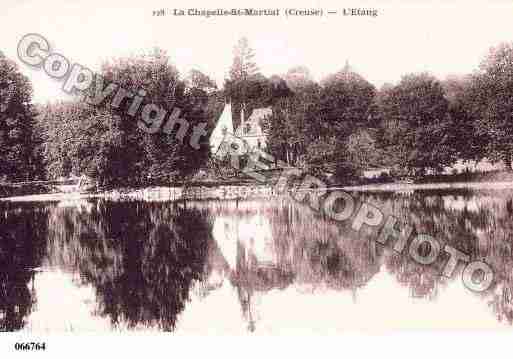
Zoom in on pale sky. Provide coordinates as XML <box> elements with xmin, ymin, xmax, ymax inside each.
<box><xmin>2</xmin><ymin>0</ymin><xmax>513</xmax><ymax>103</ymax></box>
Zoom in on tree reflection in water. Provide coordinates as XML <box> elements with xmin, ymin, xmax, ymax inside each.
<box><xmin>0</xmin><ymin>202</ymin><xmax>48</xmax><ymax>331</ymax></box>
<box><xmin>5</xmin><ymin>189</ymin><xmax>513</xmax><ymax>332</ymax></box>
<box><xmin>199</xmin><ymin>191</ymin><xmax>513</xmax><ymax>330</ymax></box>
<box><xmin>359</xmin><ymin>190</ymin><xmax>513</xmax><ymax>323</ymax></box>
<box><xmin>46</xmin><ymin>200</ymin><xmax>211</xmax><ymax>331</ymax></box>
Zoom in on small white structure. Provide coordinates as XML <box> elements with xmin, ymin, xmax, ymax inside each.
<box><xmin>363</xmin><ymin>167</ymin><xmax>390</xmax><ymax>179</ymax></box>
<box><xmin>55</xmin><ymin>174</ymin><xmax>94</xmax><ymax>193</ymax></box>
<box><xmin>443</xmin><ymin>158</ymin><xmax>506</xmax><ymax>174</ymax></box>
<box><xmin>210</xmin><ymin>104</ymin><xmax>271</xmax><ymax>154</ymax></box>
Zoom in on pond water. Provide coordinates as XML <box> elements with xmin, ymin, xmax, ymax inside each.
<box><xmin>1</xmin><ymin>189</ymin><xmax>513</xmax><ymax>333</ymax></box>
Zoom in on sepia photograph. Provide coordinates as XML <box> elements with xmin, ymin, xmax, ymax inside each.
<box><xmin>1</xmin><ymin>0</ymin><xmax>513</xmax><ymax>356</ymax></box>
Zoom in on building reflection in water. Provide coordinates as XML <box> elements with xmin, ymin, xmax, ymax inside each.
<box><xmin>195</xmin><ymin>199</ymin><xmax>380</xmax><ymax>332</ymax></box>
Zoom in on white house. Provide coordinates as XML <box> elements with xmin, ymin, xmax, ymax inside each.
<box><xmin>210</xmin><ymin>103</ymin><xmax>271</xmax><ymax>154</ymax></box>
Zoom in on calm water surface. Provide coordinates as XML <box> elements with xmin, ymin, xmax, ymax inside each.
<box><xmin>2</xmin><ymin>190</ymin><xmax>513</xmax><ymax>333</ymax></box>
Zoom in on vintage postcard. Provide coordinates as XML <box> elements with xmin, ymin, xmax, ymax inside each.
<box><xmin>1</xmin><ymin>0</ymin><xmax>512</xmax><ymax>356</ymax></box>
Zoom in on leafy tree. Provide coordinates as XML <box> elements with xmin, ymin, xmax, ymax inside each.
<box><xmin>228</xmin><ymin>37</ymin><xmax>259</xmax><ymax>85</ymax></box>
<box><xmin>39</xmin><ymin>49</ymin><xmax>209</xmax><ymax>186</ymax></box>
<box><xmin>186</xmin><ymin>69</ymin><xmax>217</xmax><ymax>92</ymax></box>
<box><xmin>265</xmin><ymin>64</ymin><xmax>376</xmax><ymax>182</ymax></box>
<box><xmin>377</xmin><ymin>73</ymin><xmax>454</xmax><ymax>175</ymax></box>
<box><xmin>263</xmin><ymin>72</ymin><xmax>320</xmax><ymax>166</ymax></box>
<box><xmin>284</xmin><ymin>66</ymin><xmax>314</xmax><ymax>92</ymax></box>
<box><xmin>346</xmin><ymin>129</ymin><xmax>380</xmax><ymax>170</ymax></box>
<box><xmin>304</xmin><ymin>65</ymin><xmax>375</xmax><ymax>180</ymax></box>
<box><xmin>0</xmin><ymin>53</ymin><xmax>38</xmax><ymax>181</ymax></box>
<box><xmin>442</xmin><ymin>75</ymin><xmax>486</xmax><ymax>163</ymax></box>
<box><xmin>225</xmin><ymin>37</ymin><xmax>261</xmax><ymax>127</ymax></box>
<box><xmin>260</xmin><ymin>75</ymin><xmax>292</xmax><ymax>105</ymax></box>
<box><xmin>471</xmin><ymin>43</ymin><xmax>513</xmax><ymax>169</ymax></box>
<box><xmin>37</xmin><ymin>101</ymin><xmax>121</xmax><ymax>183</ymax></box>
<box><xmin>317</xmin><ymin>64</ymin><xmax>376</xmax><ymax>139</ymax></box>
<box><xmin>185</xmin><ymin>69</ymin><xmax>225</xmax><ymax>148</ymax></box>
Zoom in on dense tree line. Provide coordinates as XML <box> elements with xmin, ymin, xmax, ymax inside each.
<box><xmin>3</xmin><ymin>40</ymin><xmax>513</xmax><ymax>186</ymax></box>
<box><xmin>36</xmin><ymin>49</ymin><xmax>212</xmax><ymax>187</ymax></box>
<box><xmin>262</xmin><ymin>41</ymin><xmax>513</xmax><ymax>182</ymax></box>
<box><xmin>1</xmin><ymin>49</ymin><xmax>217</xmax><ymax>187</ymax></box>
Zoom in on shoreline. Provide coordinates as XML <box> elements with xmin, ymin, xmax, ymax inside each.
<box><xmin>0</xmin><ymin>184</ymin><xmax>278</xmax><ymax>203</ymax></box>
<box><xmin>3</xmin><ymin>180</ymin><xmax>513</xmax><ymax>203</ymax></box>
<box><xmin>338</xmin><ymin>180</ymin><xmax>513</xmax><ymax>192</ymax></box>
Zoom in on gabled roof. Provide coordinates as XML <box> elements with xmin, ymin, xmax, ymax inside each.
<box><xmin>234</xmin><ymin>107</ymin><xmax>272</xmax><ymax>137</ymax></box>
